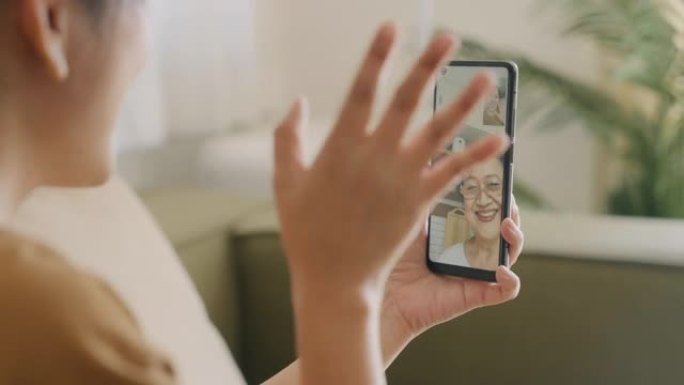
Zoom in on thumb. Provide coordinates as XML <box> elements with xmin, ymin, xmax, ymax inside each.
<box><xmin>481</xmin><ymin>266</ymin><xmax>521</xmax><ymax>306</ymax></box>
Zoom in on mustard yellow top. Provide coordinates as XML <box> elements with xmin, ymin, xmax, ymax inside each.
<box><xmin>0</xmin><ymin>230</ymin><xmax>177</xmax><ymax>385</ymax></box>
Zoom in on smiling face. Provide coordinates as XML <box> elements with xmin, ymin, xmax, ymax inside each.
<box><xmin>460</xmin><ymin>158</ymin><xmax>503</xmax><ymax>242</ymax></box>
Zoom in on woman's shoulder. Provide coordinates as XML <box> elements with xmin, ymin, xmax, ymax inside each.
<box><xmin>0</xmin><ymin>228</ymin><xmax>64</xmax><ymax>262</ymax></box>
<box><xmin>0</xmin><ymin>229</ymin><xmax>123</xmax><ymax>317</ymax></box>
<box><xmin>0</xmin><ymin>229</ymin><xmax>77</xmax><ymax>288</ymax></box>
<box><xmin>0</xmin><ymin>229</ymin><xmax>178</xmax><ymax>384</ymax></box>
<box><xmin>0</xmin><ymin>229</ymin><xmax>101</xmax><ymax>300</ymax></box>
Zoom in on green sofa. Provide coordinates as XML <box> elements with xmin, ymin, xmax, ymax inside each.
<box><xmin>141</xmin><ymin>189</ymin><xmax>684</xmax><ymax>385</ymax></box>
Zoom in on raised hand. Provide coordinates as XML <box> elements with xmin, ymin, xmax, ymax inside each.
<box><xmin>275</xmin><ymin>26</ymin><xmax>506</xmax><ymax>297</ymax></box>
<box><xmin>273</xmin><ymin>23</ymin><xmax>509</xmax><ymax>385</ymax></box>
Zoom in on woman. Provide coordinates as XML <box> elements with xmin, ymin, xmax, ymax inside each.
<box><xmin>436</xmin><ymin>158</ymin><xmax>504</xmax><ymax>270</ymax></box>
<box><xmin>0</xmin><ymin>1</ymin><xmax>524</xmax><ymax>384</ymax></box>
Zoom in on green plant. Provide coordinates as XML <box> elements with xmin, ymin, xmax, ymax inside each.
<box><xmin>461</xmin><ymin>0</ymin><xmax>684</xmax><ymax>218</ymax></box>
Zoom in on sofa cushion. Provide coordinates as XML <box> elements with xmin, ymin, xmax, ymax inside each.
<box><xmin>231</xmin><ymin>231</ymin><xmax>684</xmax><ymax>385</ymax></box>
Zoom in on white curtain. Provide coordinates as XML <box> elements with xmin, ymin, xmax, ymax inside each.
<box><xmin>115</xmin><ymin>0</ymin><xmax>258</xmax><ymax>152</ymax></box>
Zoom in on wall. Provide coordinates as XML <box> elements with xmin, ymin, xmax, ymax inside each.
<box><xmin>251</xmin><ymin>0</ymin><xmax>601</xmax><ymax>213</ymax></box>
<box><xmin>253</xmin><ymin>0</ymin><xmax>434</xmax><ymax>119</ymax></box>
<box><xmin>118</xmin><ymin>0</ymin><xmax>602</xmax><ymax>213</ymax></box>
<box><xmin>433</xmin><ymin>0</ymin><xmax>601</xmax><ymax>213</ymax></box>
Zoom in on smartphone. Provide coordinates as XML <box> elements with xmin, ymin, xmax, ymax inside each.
<box><xmin>426</xmin><ymin>61</ymin><xmax>518</xmax><ymax>282</ymax></box>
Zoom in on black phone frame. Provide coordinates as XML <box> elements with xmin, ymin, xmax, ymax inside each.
<box><xmin>426</xmin><ymin>60</ymin><xmax>518</xmax><ymax>283</ymax></box>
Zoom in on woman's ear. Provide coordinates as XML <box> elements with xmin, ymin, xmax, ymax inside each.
<box><xmin>18</xmin><ymin>0</ymin><xmax>70</xmax><ymax>81</ymax></box>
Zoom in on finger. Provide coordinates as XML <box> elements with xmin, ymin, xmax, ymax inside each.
<box><xmin>501</xmin><ymin>218</ymin><xmax>524</xmax><ymax>266</ymax></box>
<box><xmin>331</xmin><ymin>22</ymin><xmax>396</xmax><ymax>141</ymax></box>
<box><xmin>373</xmin><ymin>32</ymin><xmax>457</xmax><ymax>148</ymax></box>
<box><xmin>511</xmin><ymin>196</ymin><xmax>521</xmax><ymax>227</ymax></box>
<box><xmin>274</xmin><ymin>98</ymin><xmax>308</xmax><ymax>190</ymax></box>
<box><xmin>422</xmin><ymin>134</ymin><xmax>509</xmax><ymax>200</ymax></box>
<box><xmin>481</xmin><ymin>266</ymin><xmax>521</xmax><ymax>306</ymax></box>
<box><xmin>406</xmin><ymin>72</ymin><xmax>494</xmax><ymax>166</ymax></box>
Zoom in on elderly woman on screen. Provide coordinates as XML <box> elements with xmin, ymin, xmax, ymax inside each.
<box><xmin>436</xmin><ymin>157</ymin><xmax>504</xmax><ymax>270</ymax></box>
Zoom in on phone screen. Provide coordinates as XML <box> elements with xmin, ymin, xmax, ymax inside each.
<box><xmin>427</xmin><ymin>63</ymin><xmax>514</xmax><ymax>274</ymax></box>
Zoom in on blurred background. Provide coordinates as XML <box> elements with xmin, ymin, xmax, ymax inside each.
<box><xmin>104</xmin><ymin>0</ymin><xmax>684</xmax><ymax>383</ymax></box>
<box><xmin>116</xmin><ymin>0</ymin><xmax>604</xmax><ymax>213</ymax></box>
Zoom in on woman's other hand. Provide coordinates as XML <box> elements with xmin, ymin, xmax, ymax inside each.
<box><xmin>381</xmin><ymin>199</ymin><xmax>523</xmax><ymax>364</ymax></box>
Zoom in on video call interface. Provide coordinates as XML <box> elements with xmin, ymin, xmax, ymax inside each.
<box><xmin>428</xmin><ymin>65</ymin><xmax>509</xmax><ymax>272</ymax></box>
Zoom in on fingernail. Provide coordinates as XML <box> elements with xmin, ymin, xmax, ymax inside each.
<box><xmin>379</xmin><ymin>21</ymin><xmax>397</xmax><ymax>40</ymax></box>
<box><xmin>502</xmin><ymin>264</ymin><xmax>515</xmax><ymax>273</ymax></box>
<box><xmin>288</xmin><ymin>97</ymin><xmax>308</xmax><ymax>123</ymax></box>
<box><xmin>496</xmin><ymin>266</ymin><xmax>509</xmax><ymax>283</ymax></box>
<box><xmin>289</xmin><ymin>99</ymin><xmax>301</xmax><ymax>118</ymax></box>
<box><xmin>474</xmin><ymin>71</ymin><xmax>496</xmax><ymax>88</ymax></box>
<box><xmin>299</xmin><ymin>97</ymin><xmax>310</xmax><ymax>116</ymax></box>
<box><xmin>501</xmin><ymin>220</ymin><xmax>512</xmax><ymax>234</ymax></box>
<box><xmin>495</xmin><ymin>134</ymin><xmax>511</xmax><ymax>153</ymax></box>
<box><xmin>286</xmin><ymin>101</ymin><xmax>297</xmax><ymax>119</ymax></box>
<box><xmin>506</xmin><ymin>224</ymin><xmax>519</xmax><ymax>239</ymax></box>
<box><xmin>433</xmin><ymin>33</ymin><xmax>456</xmax><ymax>52</ymax></box>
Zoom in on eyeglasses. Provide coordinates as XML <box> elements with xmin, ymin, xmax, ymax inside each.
<box><xmin>460</xmin><ymin>176</ymin><xmax>502</xmax><ymax>199</ymax></box>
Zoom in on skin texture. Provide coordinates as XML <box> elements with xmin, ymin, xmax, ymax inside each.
<box><xmin>0</xmin><ymin>0</ymin><xmax>148</xmax><ymax>211</ymax></box>
<box><xmin>0</xmin><ymin>2</ymin><xmax>524</xmax><ymax>384</ymax></box>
